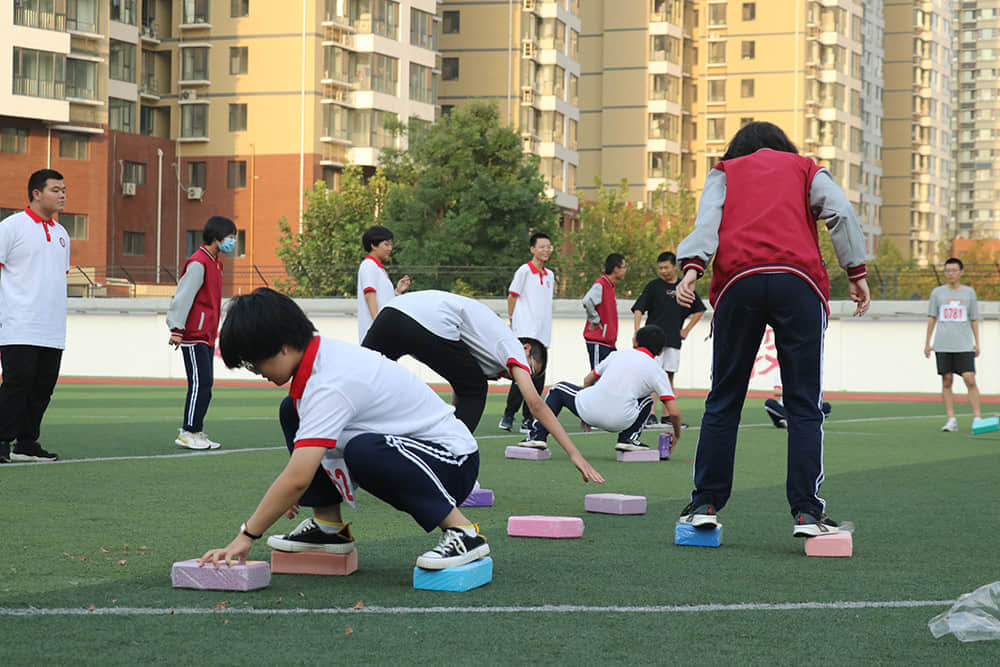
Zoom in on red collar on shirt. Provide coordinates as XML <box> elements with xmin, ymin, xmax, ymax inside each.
<box><xmin>527</xmin><ymin>261</ymin><xmax>549</xmax><ymax>283</ymax></box>
<box><xmin>198</xmin><ymin>245</ymin><xmax>219</xmax><ymax>262</ymax></box>
<box><xmin>364</xmin><ymin>254</ymin><xmax>386</xmax><ymax>270</ymax></box>
<box><xmin>600</xmin><ymin>274</ymin><xmax>615</xmax><ymax>289</ymax></box>
<box><xmin>636</xmin><ymin>347</ymin><xmax>654</xmax><ymax>358</ymax></box>
<box><xmin>25</xmin><ymin>206</ymin><xmax>55</xmax><ymax>241</ymax></box>
<box><xmin>289</xmin><ymin>336</ymin><xmax>322</xmax><ymax>399</ymax></box>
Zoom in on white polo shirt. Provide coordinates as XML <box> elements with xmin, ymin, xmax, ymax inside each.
<box><xmin>508</xmin><ymin>261</ymin><xmax>554</xmax><ymax>347</ymax></box>
<box><xmin>290</xmin><ymin>336</ymin><xmax>476</xmax><ymax>457</ymax></box>
<box><xmin>0</xmin><ymin>208</ymin><xmax>70</xmax><ymax>349</ymax></box>
<box><xmin>575</xmin><ymin>347</ymin><xmax>675</xmax><ymax>432</ymax></box>
<box><xmin>384</xmin><ymin>290</ymin><xmax>530</xmax><ymax>379</ymax></box>
<box><xmin>356</xmin><ymin>254</ymin><xmax>395</xmax><ymax>341</ymax></box>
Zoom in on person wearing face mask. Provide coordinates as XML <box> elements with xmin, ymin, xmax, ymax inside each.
<box><xmin>166</xmin><ymin>216</ymin><xmax>238</xmax><ymax>450</ymax></box>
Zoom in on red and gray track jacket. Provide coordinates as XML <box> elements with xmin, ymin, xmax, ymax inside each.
<box><xmin>166</xmin><ymin>246</ymin><xmax>223</xmax><ymax>346</ymax></box>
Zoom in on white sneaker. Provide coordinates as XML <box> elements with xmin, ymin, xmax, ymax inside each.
<box><xmin>175</xmin><ymin>429</ymin><xmax>210</xmax><ymax>450</ymax></box>
<box><xmin>516</xmin><ymin>439</ymin><xmax>549</xmax><ymax>450</ymax></box>
<box><xmin>615</xmin><ymin>440</ymin><xmax>650</xmax><ymax>452</ymax></box>
<box><xmin>941</xmin><ymin>418</ymin><xmax>958</xmax><ymax>433</ymax></box>
<box><xmin>198</xmin><ymin>432</ymin><xmax>222</xmax><ymax>449</ymax></box>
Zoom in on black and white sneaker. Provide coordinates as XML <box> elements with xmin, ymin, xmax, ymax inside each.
<box><xmin>516</xmin><ymin>438</ymin><xmax>548</xmax><ymax>450</ymax></box>
<box><xmin>678</xmin><ymin>502</ymin><xmax>720</xmax><ymax>528</ymax></box>
<box><xmin>0</xmin><ymin>441</ymin><xmax>10</xmax><ymax>464</ymax></box>
<box><xmin>792</xmin><ymin>511</ymin><xmax>839</xmax><ymax>538</ymax></box>
<box><xmin>266</xmin><ymin>518</ymin><xmax>356</xmax><ymax>553</ymax></box>
<box><xmin>10</xmin><ymin>441</ymin><xmax>58</xmax><ymax>462</ymax></box>
<box><xmin>498</xmin><ymin>414</ymin><xmax>514</xmax><ymax>431</ymax></box>
<box><xmin>416</xmin><ymin>525</ymin><xmax>490</xmax><ymax>570</ymax></box>
<box><xmin>519</xmin><ymin>418</ymin><xmax>533</xmax><ymax>434</ymax></box>
<box><xmin>615</xmin><ymin>435</ymin><xmax>649</xmax><ymax>451</ymax></box>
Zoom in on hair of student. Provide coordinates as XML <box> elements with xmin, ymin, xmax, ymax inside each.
<box><xmin>635</xmin><ymin>325</ymin><xmax>667</xmax><ymax>356</ymax></box>
<box><xmin>202</xmin><ymin>216</ymin><xmax>237</xmax><ymax>244</ymax></box>
<box><xmin>518</xmin><ymin>336</ymin><xmax>547</xmax><ymax>375</ymax></box>
<box><xmin>604</xmin><ymin>253</ymin><xmax>625</xmax><ymax>274</ymax></box>
<box><xmin>362</xmin><ymin>225</ymin><xmax>394</xmax><ymax>252</ymax></box>
<box><xmin>945</xmin><ymin>257</ymin><xmax>964</xmax><ymax>270</ymax></box>
<box><xmin>27</xmin><ymin>169</ymin><xmax>64</xmax><ymax>202</ymax></box>
<box><xmin>720</xmin><ymin>121</ymin><xmax>798</xmax><ymax>161</ymax></box>
<box><xmin>529</xmin><ymin>232</ymin><xmax>551</xmax><ymax>248</ymax></box>
<box><xmin>657</xmin><ymin>251</ymin><xmax>676</xmax><ymax>264</ymax></box>
<box><xmin>219</xmin><ymin>287</ymin><xmax>317</xmax><ymax>369</ymax></box>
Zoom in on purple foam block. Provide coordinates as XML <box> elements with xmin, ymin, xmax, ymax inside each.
<box><xmin>171</xmin><ymin>559</ymin><xmax>271</xmax><ymax>591</ymax></box>
<box><xmin>616</xmin><ymin>449</ymin><xmax>659</xmax><ymax>462</ymax></box>
<box><xmin>460</xmin><ymin>488</ymin><xmax>495</xmax><ymax>507</ymax></box>
<box><xmin>505</xmin><ymin>446</ymin><xmax>551</xmax><ymax>460</ymax></box>
<box><xmin>657</xmin><ymin>433</ymin><xmax>673</xmax><ymax>460</ymax></box>
<box><xmin>584</xmin><ymin>493</ymin><xmax>647</xmax><ymax>515</ymax></box>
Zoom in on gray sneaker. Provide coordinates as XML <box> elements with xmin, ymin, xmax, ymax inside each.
<box><xmin>498</xmin><ymin>414</ymin><xmax>514</xmax><ymax>431</ymax></box>
<box><xmin>792</xmin><ymin>511</ymin><xmax>840</xmax><ymax>537</ymax></box>
<box><xmin>678</xmin><ymin>502</ymin><xmax>720</xmax><ymax>528</ymax></box>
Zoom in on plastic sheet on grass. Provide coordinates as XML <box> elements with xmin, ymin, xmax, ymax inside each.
<box><xmin>929</xmin><ymin>581</ymin><xmax>1000</xmax><ymax>642</ymax></box>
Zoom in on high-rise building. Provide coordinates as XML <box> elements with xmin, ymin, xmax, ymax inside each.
<box><xmin>883</xmin><ymin>0</ymin><xmax>954</xmax><ymax>264</ymax></box>
<box><xmin>438</xmin><ymin>0</ymin><xmax>581</xmax><ymax>213</ymax></box>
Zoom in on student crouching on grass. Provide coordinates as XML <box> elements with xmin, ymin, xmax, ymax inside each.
<box><xmin>199</xmin><ymin>287</ymin><xmax>489</xmax><ymax>571</ymax></box>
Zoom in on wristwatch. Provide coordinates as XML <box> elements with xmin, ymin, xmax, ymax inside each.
<box><xmin>240</xmin><ymin>522</ymin><xmax>262</xmax><ymax>540</ymax></box>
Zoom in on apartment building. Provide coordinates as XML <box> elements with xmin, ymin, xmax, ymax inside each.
<box><xmin>883</xmin><ymin>0</ymin><xmax>954</xmax><ymax>264</ymax></box>
<box><xmin>1</xmin><ymin>0</ymin><xmax>440</xmax><ymax>292</ymax></box>
<box><xmin>953</xmin><ymin>0</ymin><xmax>1000</xmax><ymax>239</ymax></box>
<box><xmin>438</xmin><ymin>0</ymin><xmax>581</xmax><ymax>213</ymax></box>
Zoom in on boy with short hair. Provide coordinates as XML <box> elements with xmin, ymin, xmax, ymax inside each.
<box><xmin>166</xmin><ymin>216</ymin><xmax>238</xmax><ymax>450</ymax></box>
<box><xmin>500</xmin><ymin>232</ymin><xmax>555</xmax><ymax>433</ymax></box>
<box><xmin>518</xmin><ymin>325</ymin><xmax>682</xmax><ymax>452</ymax></box>
<box><xmin>357</xmin><ymin>225</ymin><xmax>410</xmax><ymax>342</ymax></box>
<box><xmin>924</xmin><ymin>257</ymin><xmax>982</xmax><ymax>432</ymax></box>
<box><xmin>199</xmin><ymin>288</ymin><xmax>489</xmax><ymax>571</ymax></box>
<box><xmin>582</xmin><ymin>253</ymin><xmax>626</xmax><ymax>370</ymax></box>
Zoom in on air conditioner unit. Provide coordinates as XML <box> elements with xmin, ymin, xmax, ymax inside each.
<box><xmin>181</xmin><ymin>89</ymin><xmax>197</xmax><ymax>101</ymax></box>
<box><xmin>521</xmin><ymin>40</ymin><xmax>537</xmax><ymax>59</ymax></box>
<box><xmin>187</xmin><ymin>186</ymin><xmax>204</xmax><ymax>200</ymax></box>
<box><xmin>122</xmin><ymin>182</ymin><xmax>136</xmax><ymax>196</ymax></box>
<box><xmin>521</xmin><ymin>88</ymin><xmax>535</xmax><ymax>105</ymax></box>
<box><xmin>522</xmin><ymin>0</ymin><xmax>536</xmax><ymax>10</ymax></box>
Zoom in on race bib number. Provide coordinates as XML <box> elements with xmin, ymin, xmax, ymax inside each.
<box><xmin>939</xmin><ymin>300</ymin><xmax>967</xmax><ymax>323</ymax></box>
<box><xmin>322</xmin><ymin>455</ymin><xmax>358</xmax><ymax>510</ymax></box>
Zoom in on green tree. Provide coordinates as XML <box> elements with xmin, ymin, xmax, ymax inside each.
<box><xmin>275</xmin><ymin>166</ymin><xmax>394</xmax><ymax>297</ymax></box>
<box><xmin>379</xmin><ymin>102</ymin><xmax>561</xmax><ymax>295</ymax></box>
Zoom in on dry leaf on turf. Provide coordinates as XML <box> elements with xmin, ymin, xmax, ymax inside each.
<box><xmin>88</xmin><ymin>604</ymin><xmax>95</xmax><ymax>611</ymax></box>
<box><xmin>351</xmin><ymin>600</ymin><xmax>365</xmax><ymax>610</ymax></box>
<box><xmin>345</xmin><ymin>627</ymin><xmax>353</xmax><ymax>635</ymax></box>
<box><xmin>213</xmin><ymin>602</ymin><xmax>227</xmax><ymax>610</ymax></box>
<box><xmin>117</xmin><ymin>559</ymin><xmax>127</xmax><ymax>566</ymax></box>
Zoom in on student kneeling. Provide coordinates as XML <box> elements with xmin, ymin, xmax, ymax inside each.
<box><xmin>198</xmin><ymin>288</ymin><xmax>488</xmax><ymax>571</ymax></box>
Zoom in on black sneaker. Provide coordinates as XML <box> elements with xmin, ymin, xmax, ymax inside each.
<box><xmin>10</xmin><ymin>441</ymin><xmax>58</xmax><ymax>462</ymax></box>
<box><xmin>645</xmin><ymin>414</ymin><xmax>659</xmax><ymax>428</ymax></box>
<box><xmin>498</xmin><ymin>414</ymin><xmax>514</xmax><ymax>431</ymax></box>
<box><xmin>678</xmin><ymin>502</ymin><xmax>720</xmax><ymax>528</ymax></box>
<box><xmin>416</xmin><ymin>525</ymin><xmax>490</xmax><ymax>570</ymax></box>
<box><xmin>519</xmin><ymin>418</ymin><xmax>533</xmax><ymax>434</ymax></box>
<box><xmin>792</xmin><ymin>511</ymin><xmax>839</xmax><ymax>537</ymax></box>
<box><xmin>615</xmin><ymin>439</ymin><xmax>650</xmax><ymax>451</ymax></box>
<box><xmin>680</xmin><ymin>422</ymin><xmax>690</xmax><ymax>430</ymax></box>
<box><xmin>0</xmin><ymin>441</ymin><xmax>10</xmax><ymax>464</ymax></box>
<box><xmin>266</xmin><ymin>518</ymin><xmax>356</xmax><ymax>553</ymax></box>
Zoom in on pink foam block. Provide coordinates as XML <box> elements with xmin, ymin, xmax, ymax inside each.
<box><xmin>616</xmin><ymin>449</ymin><xmax>660</xmax><ymax>462</ymax></box>
<box><xmin>270</xmin><ymin>548</ymin><xmax>358</xmax><ymax>575</ymax></box>
<box><xmin>171</xmin><ymin>559</ymin><xmax>271</xmax><ymax>591</ymax></box>
<box><xmin>505</xmin><ymin>446</ymin><xmax>551</xmax><ymax>460</ymax></box>
<box><xmin>507</xmin><ymin>515</ymin><xmax>584</xmax><ymax>538</ymax></box>
<box><xmin>584</xmin><ymin>493</ymin><xmax>647</xmax><ymax>515</ymax></box>
<box><xmin>804</xmin><ymin>531</ymin><xmax>853</xmax><ymax>557</ymax></box>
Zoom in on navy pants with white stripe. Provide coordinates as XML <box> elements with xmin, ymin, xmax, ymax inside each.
<box><xmin>692</xmin><ymin>273</ymin><xmax>828</xmax><ymax>517</ymax></box>
<box><xmin>180</xmin><ymin>343</ymin><xmax>214</xmax><ymax>433</ymax></box>
<box><xmin>585</xmin><ymin>342</ymin><xmax>614</xmax><ymax>370</ymax></box>
<box><xmin>530</xmin><ymin>381</ymin><xmax>651</xmax><ymax>444</ymax></box>
<box><xmin>279</xmin><ymin>396</ymin><xmax>479</xmax><ymax>532</ymax></box>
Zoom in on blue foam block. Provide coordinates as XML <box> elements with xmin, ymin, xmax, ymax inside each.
<box><xmin>413</xmin><ymin>557</ymin><xmax>493</xmax><ymax>591</ymax></box>
<box><xmin>674</xmin><ymin>523</ymin><xmax>723</xmax><ymax>547</ymax></box>
<box><xmin>972</xmin><ymin>417</ymin><xmax>1000</xmax><ymax>435</ymax></box>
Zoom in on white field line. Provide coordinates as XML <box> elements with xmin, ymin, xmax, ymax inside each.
<box><xmin>0</xmin><ymin>599</ymin><xmax>954</xmax><ymax>617</ymax></box>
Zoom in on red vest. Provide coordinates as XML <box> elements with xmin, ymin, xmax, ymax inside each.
<box><xmin>709</xmin><ymin>150</ymin><xmax>829</xmax><ymax>308</ymax></box>
<box><xmin>179</xmin><ymin>246</ymin><xmax>223</xmax><ymax>346</ymax></box>
<box><xmin>583</xmin><ymin>274</ymin><xmax>618</xmax><ymax>347</ymax></box>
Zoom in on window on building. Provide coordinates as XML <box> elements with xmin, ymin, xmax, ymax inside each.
<box><xmin>123</xmin><ymin>231</ymin><xmax>145</xmax><ymax>256</ymax></box>
<box><xmin>442</xmin><ymin>57</ymin><xmax>459</xmax><ymax>81</ymax></box>
<box><xmin>442</xmin><ymin>10</ymin><xmax>460</xmax><ymax>34</ymax></box>
<box><xmin>110</xmin><ymin>0</ymin><xmax>136</xmax><ymax>25</ymax></box>
<box><xmin>139</xmin><ymin>107</ymin><xmax>156</xmax><ymax>136</ymax></box>
<box><xmin>67</xmin><ymin>0</ymin><xmax>100</xmax><ymax>33</ymax></box>
<box><xmin>707</xmin><ymin>79</ymin><xmax>725</xmax><ymax>103</ymax></box>
<box><xmin>229</xmin><ymin>47</ymin><xmax>248</xmax><ymax>75</ymax></box>
<box><xmin>183</xmin><ymin>0</ymin><xmax>209</xmax><ymax>24</ymax></box>
<box><xmin>409</xmin><ymin>63</ymin><xmax>435</xmax><ymax>104</ymax></box>
<box><xmin>235</xmin><ymin>229</ymin><xmax>246</xmax><ymax>258</ymax></box>
<box><xmin>231</xmin><ymin>0</ymin><xmax>249</xmax><ymax>18</ymax></box>
<box><xmin>740</xmin><ymin>116</ymin><xmax>754</xmax><ymax>127</ymax></box>
<box><xmin>228</xmin><ymin>161</ymin><xmax>247</xmax><ymax>188</ymax></box>
<box><xmin>707</xmin><ymin>117</ymin><xmax>726</xmax><ymax>141</ymax></box>
<box><xmin>323</xmin><ymin>105</ymin><xmax>350</xmax><ymax>141</ymax></box>
<box><xmin>351</xmin><ymin>53</ymin><xmax>398</xmax><ymax>94</ymax></box>
<box><xmin>59</xmin><ymin>133</ymin><xmax>89</xmax><ymax>159</ymax></box>
<box><xmin>740</xmin><ymin>78</ymin><xmax>755</xmax><ymax>97</ymax></box>
<box><xmin>229</xmin><ymin>103</ymin><xmax>248</xmax><ymax>131</ymax></box>
<box><xmin>708</xmin><ymin>41</ymin><xmax>726</xmax><ymax>64</ymax></box>
<box><xmin>188</xmin><ymin>161</ymin><xmax>207</xmax><ymax>188</ymax></box>
<box><xmin>1</xmin><ymin>127</ymin><xmax>30</xmax><ymax>154</ymax></box>
<box><xmin>12</xmin><ymin>48</ymin><xmax>66</xmax><ymax>100</ymax></box>
<box><xmin>441</xmin><ymin>105</ymin><xmax>454</xmax><ymax>116</ymax></box>
<box><xmin>109</xmin><ymin>40</ymin><xmax>136</xmax><ymax>82</ymax></box>
<box><xmin>742</xmin><ymin>2</ymin><xmax>755</xmax><ymax>21</ymax></box>
<box><xmin>66</xmin><ymin>59</ymin><xmax>97</xmax><ymax>99</ymax></box>
<box><xmin>707</xmin><ymin>2</ymin><xmax>726</xmax><ymax>25</ymax></box>
<box><xmin>110</xmin><ymin>98</ymin><xmax>136</xmax><ymax>133</ymax></box>
<box><xmin>186</xmin><ymin>230</ymin><xmax>202</xmax><ymax>256</ymax></box>
<box><xmin>180</xmin><ymin>104</ymin><xmax>208</xmax><ymax>138</ymax></box>
<box><xmin>410</xmin><ymin>8</ymin><xmax>435</xmax><ymax>49</ymax></box>
<box><xmin>182</xmin><ymin>47</ymin><xmax>209</xmax><ymax>81</ymax></box>
<box><xmin>741</xmin><ymin>40</ymin><xmax>755</xmax><ymax>60</ymax></box>
<box><xmin>60</xmin><ymin>213</ymin><xmax>88</xmax><ymax>240</ymax></box>
<box><xmin>351</xmin><ymin>0</ymin><xmax>399</xmax><ymax>39</ymax></box>
<box><xmin>123</xmin><ymin>161</ymin><xmax>146</xmax><ymax>185</ymax></box>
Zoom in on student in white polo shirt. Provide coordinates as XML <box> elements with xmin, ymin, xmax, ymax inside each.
<box><xmin>356</xmin><ymin>225</ymin><xmax>410</xmax><ymax>342</ymax></box>
<box><xmin>0</xmin><ymin>169</ymin><xmax>70</xmax><ymax>464</ymax></box>
<box><xmin>199</xmin><ymin>288</ymin><xmax>489</xmax><ymax>571</ymax></box>
<box><xmin>363</xmin><ymin>289</ymin><xmax>604</xmax><ymax>483</ymax></box>
<box><xmin>500</xmin><ymin>232</ymin><xmax>555</xmax><ymax>433</ymax></box>
<box><xmin>519</xmin><ymin>325</ymin><xmax>683</xmax><ymax>452</ymax></box>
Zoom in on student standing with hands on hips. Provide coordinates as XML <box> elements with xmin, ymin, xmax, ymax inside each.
<box><xmin>673</xmin><ymin>121</ymin><xmax>870</xmax><ymax>539</ymax></box>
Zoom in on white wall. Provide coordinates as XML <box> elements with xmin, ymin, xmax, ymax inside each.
<box><xmin>60</xmin><ymin>298</ymin><xmax>998</xmax><ymax>395</ymax></box>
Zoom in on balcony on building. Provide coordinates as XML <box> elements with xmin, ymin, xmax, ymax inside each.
<box><xmin>179</xmin><ymin>0</ymin><xmax>210</xmax><ymax>29</ymax></box>
<box><xmin>14</xmin><ymin>0</ymin><xmax>67</xmax><ymax>32</ymax></box>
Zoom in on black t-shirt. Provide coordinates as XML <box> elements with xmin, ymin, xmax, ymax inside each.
<box><xmin>631</xmin><ymin>278</ymin><xmax>706</xmax><ymax>349</ymax></box>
